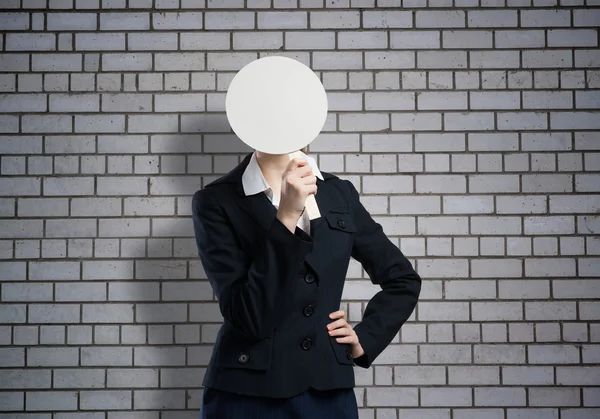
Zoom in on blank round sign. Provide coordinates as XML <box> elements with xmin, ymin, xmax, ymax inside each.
<box><xmin>225</xmin><ymin>56</ymin><xmax>328</xmax><ymax>155</ymax></box>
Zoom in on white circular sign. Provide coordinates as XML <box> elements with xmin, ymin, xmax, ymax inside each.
<box><xmin>225</xmin><ymin>56</ymin><xmax>328</xmax><ymax>155</ymax></box>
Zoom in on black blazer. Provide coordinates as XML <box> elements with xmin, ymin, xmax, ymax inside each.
<box><xmin>192</xmin><ymin>152</ymin><xmax>422</xmax><ymax>398</ymax></box>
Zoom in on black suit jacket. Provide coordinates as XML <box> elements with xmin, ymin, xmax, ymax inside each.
<box><xmin>192</xmin><ymin>152</ymin><xmax>422</xmax><ymax>398</ymax></box>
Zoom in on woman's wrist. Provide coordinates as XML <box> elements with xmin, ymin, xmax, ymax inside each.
<box><xmin>276</xmin><ymin>210</ymin><xmax>300</xmax><ymax>232</ymax></box>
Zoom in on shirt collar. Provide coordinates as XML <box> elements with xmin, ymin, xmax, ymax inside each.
<box><xmin>241</xmin><ymin>150</ymin><xmax>324</xmax><ymax>199</ymax></box>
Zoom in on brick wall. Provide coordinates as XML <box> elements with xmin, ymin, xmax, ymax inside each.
<box><xmin>0</xmin><ymin>1</ymin><xmax>599</xmax><ymax>418</ymax></box>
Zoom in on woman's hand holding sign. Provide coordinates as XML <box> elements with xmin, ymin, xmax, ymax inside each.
<box><xmin>276</xmin><ymin>157</ymin><xmax>317</xmax><ymax>233</ymax></box>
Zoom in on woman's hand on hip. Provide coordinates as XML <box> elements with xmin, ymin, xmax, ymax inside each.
<box><xmin>326</xmin><ymin>310</ymin><xmax>365</xmax><ymax>359</ymax></box>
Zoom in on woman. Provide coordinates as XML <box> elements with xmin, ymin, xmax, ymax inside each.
<box><xmin>192</xmin><ymin>146</ymin><xmax>422</xmax><ymax>418</ymax></box>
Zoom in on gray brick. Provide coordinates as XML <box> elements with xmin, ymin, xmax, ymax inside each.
<box><xmin>0</xmin><ymin>115</ymin><xmax>19</xmax><ymax>131</ymax></box>
<box><xmin>75</xmin><ymin>115</ymin><xmax>125</xmax><ymax>133</ymax></box>
<box><xmin>363</xmin><ymin>11</ymin><xmax>411</xmax><ymax>28</ymax></box>
<box><xmin>417</xmin><ymin>11</ymin><xmax>465</xmax><ymax>28</ymax></box>
<box><xmin>257</xmin><ymin>11</ymin><xmax>305</xmax><ymax>29</ymax></box>
<box><xmin>47</xmin><ymin>13</ymin><xmax>97</xmax><ymax>30</ymax></box>
<box><xmin>55</xmin><ymin>283</ymin><xmax>106</xmax><ymax>302</ymax></box>
<box><xmin>366</xmin><ymin>51</ymin><xmax>414</xmax><ymax>69</ymax></box>
<box><xmin>475</xmin><ymin>387</ymin><xmax>526</xmax><ymax>407</ymax></box>
<box><xmin>181</xmin><ymin>32</ymin><xmax>229</xmax><ymax>50</ymax></box>
<box><xmin>134</xmin><ymin>347</ymin><xmax>185</xmax><ymax>366</ymax></box>
<box><xmin>80</xmin><ymin>390</ymin><xmax>132</xmax><ymax>410</ymax></box>
<box><xmin>445</xmin><ymin>112</ymin><xmax>494</xmax><ymax>131</ymax></box>
<box><xmin>153</xmin><ymin>12</ymin><xmax>203</xmax><ymax>29</ymax></box>
<box><xmin>574</xmin><ymin>9</ymin><xmax>600</xmax><ymax>27</ymax></box>
<box><xmin>76</xmin><ymin>33</ymin><xmax>125</xmax><ymax>51</ymax></box>
<box><xmin>49</xmin><ymin>94</ymin><xmax>99</xmax><ymax>113</ymax></box>
<box><xmin>443</xmin><ymin>30</ymin><xmax>492</xmax><ymax>48</ymax></box>
<box><xmin>135</xmin><ymin>303</ymin><xmax>187</xmax><ymax>323</ymax></box>
<box><xmin>0</xmin><ymin>392</ymin><xmax>24</xmax><ymax>411</ymax></box>
<box><xmin>102</xmin><ymin>93</ymin><xmax>152</xmax><ymax>113</ymax></box>
<box><xmin>26</xmin><ymin>392</ymin><xmax>78</xmax><ymax>411</ymax></box>
<box><xmin>0</xmin><ymin>219</ymin><xmax>43</xmax><ymax>238</ymax></box>
<box><xmin>46</xmin><ymin>219</ymin><xmax>97</xmax><ymax>238</ymax></box>
<box><xmin>339</xmin><ymin>31</ymin><xmax>387</xmax><ymax>49</ymax></box>
<box><xmin>155</xmin><ymin>93</ymin><xmax>205</xmax><ymax>112</ymax></box>
<box><xmin>523</xmin><ymin>50</ymin><xmax>573</xmax><ymax>68</ymax></box>
<box><xmin>32</xmin><ymin>54</ymin><xmax>82</xmax><ymax>72</ymax></box>
<box><xmin>82</xmin><ymin>347</ymin><xmax>132</xmax><ymax>366</ymax></box>
<box><xmin>0</xmin><ymin>94</ymin><xmax>46</xmax><ymax>113</ymax></box>
<box><xmin>311</xmin><ymin>11</ymin><xmax>359</xmax><ymax>28</ymax></box>
<box><xmin>0</xmin><ymin>304</ymin><xmax>26</xmax><ymax>323</ymax></box>
<box><xmin>83</xmin><ymin>261</ymin><xmax>134</xmax><ymax>280</ymax></box>
<box><xmin>29</xmin><ymin>304</ymin><xmax>81</xmax><ymax>323</ymax></box>
<box><xmin>525</xmin><ymin>258</ymin><xmax>576</xmax><ymax>277</ymax></box>
<box><xmin>418</xmin><ymin>92</ymin><xmax>467</xmax><ymax>110</ymax></box>
<box><xmin>0</xmin><ymin>370</ymin><xmax>51</xmax><ymax>389</ymax></box>
<box><xmin>128</xmin><ymin>33</ymin><xmax>178</xmax><ymax>51</ymax></box>
<box><xmin>43</xmin><ymin>177</ymin><xmax>94</xmax><ymax>196</ymax></box>
<box><xmin>529</xmin><ymin>345</ymin><xmax>580</xmax><ymax>364</ymax></box>
<box><xmin>470</xmin><ymin>51</ymin><xmax>519</xmax><ymax>68</ymax></box>
<box><xmin>162</xmin><ymin>281</ymin><xmax>213</xmax><ymax>301</ymax></box>
<box><xmin>1</xmin><ymin>283</ymin><xmax>53</xmax><ymax>302</ymax></box>
<box><xmin>54</xmin><ymin>369</ymin><xmax>105</xmax><ymax>389</ymax></box>
<box><xmin>102</xmin><ymin>53</ymin><xmax>152</xmax><ymax>71</ymax></box>
<box><xmin>548</xmin><ymin>29</ymin><xmax>597</xmax><ymax>47</ymax></box>
<box><xmin>422</xmin><ymin>388</ymin><xmax>472</xmax><ymax>407</ymax></box>
<box><xmin>100</xmin><ymin>13</ymin><xmax>149</xmax><ymax>30</ymax></box>
<box><xmin>522</xmin><ymin>174</ymin><xmax>572</xmax><ymax>193</ymax></box>
<box><xmin>27</xmin><ymin>348</ymin><xmax>79</xmax><ymax>367</ymax></box>
<box><xmin>0</xmin><ymin>12</ymin><xmax>29</xmax><ymax>30</ymax></box>
<box><xmin>314</xmin><ymin>51</ymin><xmax>363</xmax><ymax>70</ymax></box>
<box><xmin>421</xmin><ymin>344</ymin><xmax>471</xmax><ymax>364</ymax></box>
<box><xmin>205</xmin><ymin>11</ymin><xmax>254</xmax><ymax>29</ymax></box>
<box><xmin>521</xmin><ymin>10</ymin><xmax>570</xmax><ymax>27</ymax></box>
<box><xmin>160</xmin><ymin>368</ymin><xmax>204</xmax><ymax>388</ymax></box>
<box><xmin>83</xmin><ymin>304</ymin><xmax>134</xmax><ymax>323</ymax></box>
<box><xmin>471</xmin><ymin>92</ymin><xmax>520</xmax><ymax>110</ymax></box>
<box><xmin>133</xmin><ymin>389</ymin><xmax>186</xmax><ymax>410</ymax></box>
<box><xmin>468</xmin><ymin>10</ymin><xmax>518</xmax><ymax>27</ymax></box>
<box><xmin>6</xmin><ymin>33</ymin><xmax>55</xmax><ymax>51</ymax></box>
<box><xmin>107</xmin><ymin>369</ymin><xmax>158</xmax><ymax>387</ymax></box>
<box><xmin>156</xmin><ymin>53</ymin><xmax>205</xmax><ymax>71</ymax></box>
<box><xmin>392</xmin><ymin>31</ymin><xmax>439</xmax><ymax>49</ymax></box>
<box><xmin>366</xmin><ymin>92</ymin><xmax>414</xmax><ymax>111</ymax></box>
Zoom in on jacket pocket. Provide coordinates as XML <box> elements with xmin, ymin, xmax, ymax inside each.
<box><xmin>325</xmin><ymin>211</ymin><xmax>357</xmax><ymax>234</ymax></box>
<box><xmin>216</xmin><ymin>332</ymin><xmax>273</xmax><ymax>371</ymax></box>
<box><xmin>328</xmin><ymin>335</ymin><xmax>355</xmax><ymax>366</ymax></box>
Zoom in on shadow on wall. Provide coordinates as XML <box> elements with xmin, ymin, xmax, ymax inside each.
<box><xmin>134</xmin><ymin>116</ymin><xmax>250</xmax><ymax>418</ymax></box>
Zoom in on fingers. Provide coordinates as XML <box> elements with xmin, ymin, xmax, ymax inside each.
<box><xmin>329</xmin><ymin>310</ymin><xmax>346</xmax><ymax>320</ymax></box>
<box><xmin>328</xmin><ymin>327</ymin><xmax>352</xmax><ymax>337</ymax></box>
<box><xmin>327</xmin><ymin>321</ymin><xmax>358</xmax><ymax>345</ymax></box>
<box><xmin>335</xmin><ymin>335</ymin><xmax>356</xmax><ymax>344</ymax></box>
<box><xmin>287</xmin><ymin>157</ymin><xmax>309</xmax><ymax>171</ymax></box>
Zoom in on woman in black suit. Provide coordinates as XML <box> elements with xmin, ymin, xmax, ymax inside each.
<box><xmin>192</xmin><ymin>148</ymin><xmax>422</xmax><ymax>418</ymax></box>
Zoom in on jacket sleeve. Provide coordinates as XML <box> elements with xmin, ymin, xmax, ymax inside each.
<box><xmin>343</xmin><ymin>180</ymin><xmax>422</xmax><ymax>369</ymax></box>
<box><xmin>192</xmin><ymin>189</ymin><xmax>314</xmax><ymax>341</ymax></box>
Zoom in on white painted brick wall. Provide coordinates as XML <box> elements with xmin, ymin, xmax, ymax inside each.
<box><xmin>0</xmin><ymin>1</ymin><xmax>599</xmax><ymax>418</ymax></box>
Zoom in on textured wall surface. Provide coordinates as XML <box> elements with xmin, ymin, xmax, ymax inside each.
<box><xmin>0</xmin><ymin>1</ymin><xmax>599</xmax><ymax>418</ymax></box>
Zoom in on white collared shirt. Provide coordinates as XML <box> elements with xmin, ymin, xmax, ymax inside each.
<box><xmin>242</xmin><ymin>151</ymin><xmax>324</xmax><ymax>235</ymax></box>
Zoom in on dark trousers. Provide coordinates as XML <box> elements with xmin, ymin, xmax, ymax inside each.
<box><xmin>200</xmin><ymin>386</ymin><xmax>359</xmax><ymax>419</ymax></box>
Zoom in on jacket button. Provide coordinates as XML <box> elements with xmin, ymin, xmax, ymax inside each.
<box><xmin>337</xmin><ymin>220</ymin><xmax>346</xmax><ymax>229</ymax></box>
<box><xmin>304</xmin><ymin>273</ymin><xmax>315</xmax><ymax>284</ymax></box>
<box><xmin>303</xmin><ymin>305</ymin><xmax>314</xmax><ymax>317</ymax></box>
<box><xmin>238</xmin><ymin>353</ymin><xmax>249</xmax><ymax>364</ymax></box>
<box><xmin>301</xmin><ymin>338</ymin><xmax>312</xmax><ymax>350</ymax></box>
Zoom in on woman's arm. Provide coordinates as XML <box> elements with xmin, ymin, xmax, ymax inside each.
<box><xmin>192</xmin><ymin>189</ymin><xmax>314</xmax><ymax>341</ymax></box>
<box><xmin>343</xmin><ymin>180</ymin><xmax>422</xmax><ymax>369</ymax></box>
